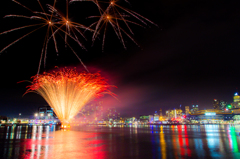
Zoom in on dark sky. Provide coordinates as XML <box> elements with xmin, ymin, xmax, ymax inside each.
<box><xmin>0</xmin><ymin>0</ymin><xmax>240</xmax><ymax>118</ymax></box>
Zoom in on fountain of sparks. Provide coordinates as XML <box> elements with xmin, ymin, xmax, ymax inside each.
<box><xmin>25</xmin><ymin>68</ymin><xmax>115</xmax><ymax>128</ymax></box>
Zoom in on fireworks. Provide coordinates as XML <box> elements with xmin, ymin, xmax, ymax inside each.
<box><xmin>71</xmin><ymin>0</ymin><xmax>157</xmax><ymax>51</ymax></box>
<box><xmin>1</xmin><ymin>0</ymin><xmax>156</xmax><ymax>72</ymax></box>
<box><xmin>0</xmin><ymin>0</ymin><xmax>91</xmax><ymax>73</ymax></box>
<box><xmin>25</xmin><ymin>67</ymin><xmax>115</xmax><ymax>124</ymax></box>
<box><xmin>1</xmin><ymin>0</ymin><xmax>156</xmax><ymax>54</ymax></box>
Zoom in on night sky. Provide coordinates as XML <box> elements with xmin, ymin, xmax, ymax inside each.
<box><xmin>0</xmin><ymin>0</ymin><xmax>240</xmax><ymax>118</ymax></box>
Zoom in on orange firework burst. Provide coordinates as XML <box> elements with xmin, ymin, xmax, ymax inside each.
<box><xmin>71</xmin><ymin>0</ymin><xmax>157</xmax><ymax>51</ymax></box>
<box><xmin>25</xmin><ymin>67</ymin><xmax>115</xmax><ymax>125</ymax></box>
<box><xmin>1</xmin><ymin>0</ymin><xmax>91</xmax><ymax>73</ymax></box>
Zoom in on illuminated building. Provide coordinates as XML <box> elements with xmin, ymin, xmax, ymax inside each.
<box><xmin>0</xmin><ymin>116</ymin><xmax>8</xmax><ymax>123</ymax></box>
<box><xmin>189</xmin><ymin>109</ymin><xmax>234</xmax><ymax>123</ymax></box>
<box><xmin>194</xmin><ymin>105</ymin><xmax>199</xmax><ymax>111</ymax></box>
<box><xmin>154</xmin><ymin>112</ymin><xmax>160</xmax><ymax>122</ymax></box>
<box><xmin>233</xmin><ymin>115</ymin><xmax>240</xmax><ymax>122</ymax></box>
<box><xmin>30</xmin><ymin>106</ymin><xmax>59</xmax><ymax>125</ymax></box>
<box><xmin>213</xmin><ymin>99</ymin><xmax>226</xmax><ymax>110</ymax></box>
<box><xmin>149</xmin><ymin>115</ymin><xmax>154</xmax><ymax>123</ymax></box>
<box><xmin>166</xmin><ymin>109</ymin><xmax>182</xmax><ymax>118</ymax></box>
<box><xmin>233</xmin><ymin>93</ymin><xmax>240</xmax><ymax>102</ymax></box>
<box><xmin>190</xmin><ymin>105</ymin><xmax>199</xmax><ymax>113</ymax></box>
<box><xmin>231</xmin><ymin>93</ymin><xmax>240</xmax><ymax>109</ymax></box>
<box><xmin>185</xmin><ymin>106</ymin><xmax>189</xmax><ymax>115</ymax></box>
<box><xmin>38</xmin><ymin>106</ymin><xmax>55</xmax><ymax>120</ymax></box>
<box><xmin>153</xmin><ymin>111</ymin><xmax>159</xmax><ymax>122</ymax></box>
<box><xmin>124</xmin><ymin>117</ymin><xmax>136</xmax><ymax>124</ymax></box>
<box><xmin>139</xmin><ymin>115</ymin><xmax>149</xmax><ymax>123</ymax></box>
<box><xmin>159</xmin><ymin>109</ymin><xmax>162</xmax><ymax>116</ymax></box>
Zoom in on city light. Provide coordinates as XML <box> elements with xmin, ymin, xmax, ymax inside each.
<box><xmin>205</xmin><ymin>113</ymin><xmax>216</xmax><ymax>116</ymax></box>
<box><xmin>34</xmin><ymin>113</ymin><xmax>38</xmax><ymax>117</ymax></box>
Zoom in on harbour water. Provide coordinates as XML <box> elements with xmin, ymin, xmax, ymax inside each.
<box><xmin>0</xmin><ymin>124</ymin><xmax>240</xmax><ymax>159</ymax></box>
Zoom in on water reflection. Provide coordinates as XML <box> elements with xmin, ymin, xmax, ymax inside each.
<box><xmin>0</xmin><ymin>125</ymin><xmax>52</xmax><ymax>158</ymax></box>
<box><xmin>160</xmin><ymin>126</ymin><xmax>166</xmax><ymax>159</ymax></box>
<box><xmin>0</xmin><ymin>125</ymin><xmax>240</xmax><ymax>158</ymax></box>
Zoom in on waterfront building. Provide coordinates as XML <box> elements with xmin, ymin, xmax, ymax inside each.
<box><xmin>0</xmin><ymin>116</ymin><xmax>7</xmax><ymax>123</ymax></box>
<box><xmin>154</xmin><ymin>114</ymin><xmax>160</xmax><ymax>122</ymax></box>
<box><xmin>166</xmin><ymin>109</ymin><xmax>182</xmax><ymax>119</ymax></box>
<box><xmin>149</xmin><ymin>115</ymin><xmax>154</xmax><ymax>123</ymax></box>
<box><xmin>189</xmin><ymin>109</ymin><xmax>234</xmax><ymax>123</ymax></box>
<box><xmin>191</xmin><ymin>105</ymin><xmax>199</xmax><ymax>113</ymax></box>
<box><xmin>37</xmin><ymin>106</ymin><xmax>55</xmax><ymax>120</ymax></box>
<box><xmin>232</xmin><ymin>109</ymin><xmax>240</xmax><ymax>114</ymax></box>
<box><xmin>159</xmin><ymin>115</ymin><xmax>167</xmax><ymax>121</ymax></box>
<box><xmin>231</xmin><ymin>93</ymin><xmax>240</xmax><ymax>109</ymax></box>
<box><xmin>213</xmin><ymin>99</ymin><xmax>226</xmax><ymax>110</ymax></box>
<box><xmin>185</xmin><ymin>106</ymin><xmax>190</xmax><ymax>115</ymax></box>
<box><xmin>233</xmin><ymin>92</ymin><xmax>240</xmax><ymax>102</ymax></box>
<box><xmin>124</xmin><ymin>117</ymin><xmax>136</xmax><ymax>124</ymax></box>
<box><xmin>152</xmin><ymin>111</ymin><xmax>159</xmax><ymax>122</ymax></box>
<box><xmin>30</xmin><ymin>106</ymin><xmax>59</xmax><ymax>125</ymax></box>
<box><xmin>139</xmin><ymin>115</ymin><xmax>149</xmax><ymax>123</ymax></box>
<box><xmin>159</xmin><ymin>109</ymin><xmax>162</xmax><ymax>116</ymax></box>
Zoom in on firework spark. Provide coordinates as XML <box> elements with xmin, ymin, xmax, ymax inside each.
<box><xmin>25</xmin><ymin>67</ymin><xmax>115</xmax><ymax>125</ymax></box>
<box><xmin>0</xmin><ymin>0</ymin><xmax>90</xmax><ymax>73</ymax></box>
<box><xmin>71</xmin><ymin>0</ymin><xmax>157</xmax><ymax>51</ymax></box>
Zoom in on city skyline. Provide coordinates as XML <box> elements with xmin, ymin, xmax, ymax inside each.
<box><xmin>0</xmin><ymin>0</ymin><xmax>240</xmax><ymax>118</ymax></box>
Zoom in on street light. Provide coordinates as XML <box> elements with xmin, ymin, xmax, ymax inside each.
<box><xmin>35</xmin><ymin>113</ymin><xmax>38</xmax><ymax>117</ymax></box>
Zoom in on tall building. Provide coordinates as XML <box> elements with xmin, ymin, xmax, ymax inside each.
<box><xmin>191</xmin><ymin>105</ymin><xmax>199</xmax><ymax>113</ymax></box>
<box><xmin>185</xmin><ymin>106</ymin><xmax>190</xmax><ymax>115</ymax></box>
<box><xmin>231</xmin><ymin>93</ymin><xmax>240</xmax><ymax>108</ymax></box>
<box><xmin>159</xmin><ymin>109</ymin><xmax>162</xmax><ymax>116</ymax></box>
<box><xmin>154</xmin><ymin>111</ymin><xmax>159</xmax><ymax>122</ymax></box>
<box><xmin>166</xmin><ymin>109</ymin><xmax>182</xmax><ymax>118</ymax></box>
<box><xmin>233</xmin><ymin>93</ymin><xmax>240</xmax><ymax>102</ymax></box>
<box><xmin>149</xmin><ymin>115</ymin><xmax>154</xmax><ymax>122</ymax></box>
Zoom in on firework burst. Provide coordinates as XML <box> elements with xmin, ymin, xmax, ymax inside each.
<box><xmin>1</xmin><ymin>0</ymin><xmax>156</xmax><ymax>72</ymax></box>
<box><xmin>25</xmin><ymin>67</ymin><xmax>115</xmax><ymax>124</ymax></box>
<box><xmin>71</xmin><ymin>0</ymin><xmax>157</xmax><ymax>51</ymax></box>
<box><xmin>0</xmin><ymin>0</ymin><xmax>91</xmax><ymax>73</ymax></box>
